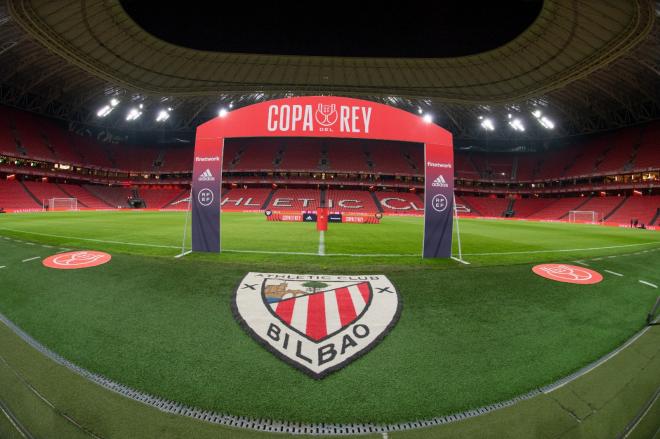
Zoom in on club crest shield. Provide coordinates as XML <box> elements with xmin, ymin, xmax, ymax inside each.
<box><xmin>232</xmin><ymin>272</ymin><xmax>401</xmax><ymax>379</ymax></box>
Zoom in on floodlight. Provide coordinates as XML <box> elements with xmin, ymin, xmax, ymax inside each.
<box><xmin>422</xmin><ymin>114</ymin><xmax>433</xmax><ymax>123</ymax></box>
<box><xmin>97</xmin><ymin>105</ymin><xmax>113</xmax><ymax>117</ymax></box>
<box><xmin>480</xmin><ymin>118</ymin><xmax>495</xmax><ymax>131</ymax></box>
<box><xmin>156</xmin><ymin>109</ymin><xmax>170</xmax><ymax>122</ymax></box>
<box><xmin>126</xmin><ymin>108</ymin><xmax>143</xmax><ymax>121</ymax></box>
<box><xmin>509</xmin><ymin>118</ymin><xmax>525</xmax><ymax>131</ymax></box>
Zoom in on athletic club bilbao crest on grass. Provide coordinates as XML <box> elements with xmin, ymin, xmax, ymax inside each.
<box><xmin>232</xmin><ymin>272</ymin><xmax>401</xmax><ymax>379</ymax></box>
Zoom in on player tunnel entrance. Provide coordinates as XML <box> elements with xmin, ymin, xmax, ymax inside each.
<box><xmin>191</xmin><ymin>96</ymin><xmax>454</xmax><ymax>258</ymax></box>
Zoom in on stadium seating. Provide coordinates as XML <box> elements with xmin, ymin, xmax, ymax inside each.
<box><xmin>596</xmin><ymin>129</ymin><xmax>635</xmax><ymax>174</ymax></box>
<box><xmin>468</xmin><ymin>152</ymin><xmax>514</xmax><ymax>180</ymax></box>
<box><xmin>574</xmin><ymin>195</ymin><xmax>626</xmax><ymax>221</ymax></box>
<box><xmin>526</xmin><ymin>197</ymin><xmax>587</xmax><ymax>220</ymax></box>
<box><xmin>231</xmin><ymin>140</ymin><xmax>280</xmax><ymax>171</ymax></box>
<box><xmin>278</xmin><ymin>140</ymin><xmax>322</xmax><ymax>171</ymax></box>
<box><xmin>70</xmin><ymin>136</ymin><xmax>114</xmax><ymax>169</ymax></box>
<box><xmin>40</xmin><ymin>119</ymin><xmax>83</xmax><ymax>165</ymax></box>
<box><xmin>606</xmin><ymin>195</ymin><xmax>660</xmax><ymax>225</ymax></box>
<box><xmin>137</xmin><ymin>187</ymin><xmax>189</xmax><ymax>209</ymax></box>
<box><xmin>83</xmin><ymin>185</ymin><xmax>133</xmax><ymax>208</ymax></box>
<box><xmin>10</xmin><ymin>110</ymin><xmax>56</xmax><ymax>162</ymax></box>
<box><xmin>0</xmin><ymin>179</ymin><xmax>40</xmax><ymax>210</ymax></box>
<box><xmin>510</xmin><ymin>198</ymin><xmax>557</xmax><ymax>218</ymax></box>
<box><xmin>109</xmin><ymin>144</ymin><xmax>160</xmax><ymax>172</ymax></box>
<box><xmin>0</xmin><ymin>107</ymin><xmax>18</xmax><ymax>157</ymax></box>
<box><xmin>563</xmin><ymin>139</ymin><xmax>606</xmax><ymax>176</ymax></box>
<box><xmin>461</xmin><ymin>196</ymin><xmax>509</xmax><ymax>217</ymax></box>
<box><xmin>162</xmin><ymin>191</ymin><xmax>191</xmax><ymax>210</ymax></box>
<box><xmin>221</xmin><ymin>188</ymin><xmax>273</xmax><ymax>211</ymax></box>
<box><xmin>514</xmin><ymin>154</ymin><xmax>540</xmax><ymax>181</ymax></box>
<box><xmin>635</xmin><ymin>144</ymin><xmax>660</xmax><ymax>171</ymax></box>
<box><xmin>327</xmin><ymin>142</ymin><xmax>370</xmax><ymax>172</ymax></box>
<box><xmin>22</xmin><ymin>181</ymin><xmax>71</xmax><ymax>206</ymax></box>
<box><xmin>57</xmin><ymin>184</ymin><xmax>111</xmax><ymax>209</ymax></box>
<box><xmin>455</xmin><ymin>195</ymin><xmax>478</xmax><ymax>216</ymax></box>
<box><xmin>454</xmin><ymin>153</ymin><xmax>479</xmax><ymax>180</ymax></box>
<box><xmin>375</xmin><ymin>192</ymin><xmax>424</xmax><ymax>214</ymax></box>
<box><xmin>327</xmin><ymin>190</ymin><xmax>379</xmax><ymax>213</ymax></box>
<box><xmin>368</xmin><ymin>142</ymin><xmax>416</xmax><ymax>174</ymax></box>
<box><xmin>266</xmin><ymin>189</ymin><xmax>321</xmax><ymax>211</ymax></box>
<box><xmin>160</xmin><ymin>146</ymin><xmax>194</xmax><ymax>172</ymax></box>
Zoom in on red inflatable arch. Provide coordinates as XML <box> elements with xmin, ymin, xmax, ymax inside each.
<box><xmin>191</xmin><ymin>96</ymin><xmax>454</xmax><ymax>258</ymax></box>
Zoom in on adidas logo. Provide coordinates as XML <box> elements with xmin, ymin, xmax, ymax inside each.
<box><xmin>431</xmin><ymin>175</ymin><xmax>448</xmax><ymax>187</ymax></box>
<box><xmin>198</xmin><ymin>169</ymin><xmax>215</xmax><ymax>182</ymax></box>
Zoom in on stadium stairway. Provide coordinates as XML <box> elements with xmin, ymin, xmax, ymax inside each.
<box><xmin>319</xmin><ymin>188</ymin><xmax>327</xmax><ymax>208</ymax></box>
<box><xmin>651</xmin><ymin>208</ymin><xmax>660</xmax><ymax>225</ymax></box>
<box><xmin>370</xmin><ymin>192</ymin><xmax>384</xmax><ymax>213</ymax></box>
<box><xmin>603</xmin><ymin>195</ymin><xmax>629</xmax><ymax>221</ymax></box>
<box><xmin>260</xmin><ymin>189</ymin><xmax>276</xmax><ymax>210</ymax></box>
<box><xmin>18</xmin><ymin>180</ymin><xmax>43</xmax><ymax>206</ymax></box>
<box><xmin>505</xmin><ymin>198</ymin><xmax>515</xmax><ymax>216</ymax></box>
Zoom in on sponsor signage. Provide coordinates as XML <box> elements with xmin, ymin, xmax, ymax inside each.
<box><xmin>191</xmin><ymin>139</ymin><xmax>223</xmax><ymax>252</ymax></box>
<box><xmin>532</xmin><ymin>264</ymin><xmax>603</xmax><ymax>284</ymax></box>
<box><xmin>328</xmin><ymin>213</ymin><xmax>343</xmax><ymax>222</ymax></box>
<box><xmin>303</xmin><ymin>213</ymin><xmax>317</xmax><ymax>222</ymax></box>
<box><xmin>42</xmin><ymin>251</ymin><xmax>111</xmax><ymax>270</ymax></box>
<box><xmin>233</xmin><ymin>272</ymin><xmax>401</xmax><ymax>378</ymax></box>
<box><xmin>424</xmin><ymin>144</ymin><xmax>454</xmax><ymax>257</ymax></box>
<box><xmin>192</xmin><ymin>96</ymin><xmax>454</xmax><ymax>258</ymax></box>
<box><xmin>267</xmin><ymin>103</ymin><xmax>372</xmax><ymax>134</ymax></box>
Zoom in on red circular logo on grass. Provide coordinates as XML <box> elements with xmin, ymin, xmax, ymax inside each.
<box><xmin>42</xmin><ymin>251</ymin><xmax>112</xmax><ymax>270</ymax></box>
<box><xmin>532</xmin><ymin>264</ymin><xmax>603</xmax><ymax>284</ymax></box>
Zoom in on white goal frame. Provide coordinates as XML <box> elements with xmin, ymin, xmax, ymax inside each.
<box><xmin>45</xmin><ymin>197</ymin><xmax>78</xmax><ymax>211</ymax></box>
<box><xmin>568</xmin><ymin>210</ymin><xmax>599</xmax><ymax>223</ymax></box>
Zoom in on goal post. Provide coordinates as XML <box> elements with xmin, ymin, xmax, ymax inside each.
<box><xmin>47</xmin><ymin>198</ymin><xmax>78</xmax><ymax>211</ymax></box>
<box><xmin>568</xmin><ymin>210</ymin><xmax>599</xmax><ymax>224</ymax></box>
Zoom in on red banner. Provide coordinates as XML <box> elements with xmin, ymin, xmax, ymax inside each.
<box><xmin>192</xmin><ymin>96</ymin><xmax>454</xmax><ymax>258</ymax></box>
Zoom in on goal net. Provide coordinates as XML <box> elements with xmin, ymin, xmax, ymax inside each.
<box><xmin>568</xmin><ymin>210</ymin><xmax>599</xmax><ymax>223</ymax></box>
<box><xmin>46</xmin><ymin>198</ymin><xmax>78</xmax><ymax>211</ymax></box>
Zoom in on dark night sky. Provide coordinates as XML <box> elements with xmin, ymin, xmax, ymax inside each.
<box><xmin>121</xmin><ymin>1</ymin><xmax>542</xmax><ymax>58</ymax></box>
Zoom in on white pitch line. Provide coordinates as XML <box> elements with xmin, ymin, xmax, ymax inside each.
<box><xmin>1</xmin><ymin>227</ymin><xmax>659</xmax><ymax>259</ymax></box>
<box><xmin>21</xmin><ymin>257</ymin><xmax>40</xmax><ymax>263</ymax></box>
<box><xmin>462</xmin><ymin>242</ymin><xmax>659</xmax><ymax>256</ymax></box>
<box><xmin>25</xmin><ymin>242</ymin><xmax>35</xmax><ymax>246</ymax></box>
<box><xmin>318</xmin><ymin>231</ymin><xmax>325</xmax><ymax>256</ymax></box>
<box><xmin>0</xmin><ymin>266</ymin><xmax>5</xmax><ymax>269</ymax></box>
<box><xmin>639</xmin><ymin>280</ymin><xmax>658</xmax><ymax>289</ymax></box>
<box><xmin>0</xmin><ymin>228</ymin><xmax>179</xmax><ymax>249</ymax></box>
<box><xmin>604</xmin><ymin>270</ymin><xmax>623</xmax><ymax>277</ymax></box>
<box><xmin>593</xmin><ymin>257</ymin><xmax>603</xmax><ymax>261</ymax></box>
<box><xmin>574</xmin><ymin>261</ymin><xmax>590</xmax><ymax>266</ymax></box>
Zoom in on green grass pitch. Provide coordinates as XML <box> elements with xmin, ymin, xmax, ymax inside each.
<box><xmin>0</xmin><ymin>211</ymin><xmax>659</xmax><ymax>424</ymax></box>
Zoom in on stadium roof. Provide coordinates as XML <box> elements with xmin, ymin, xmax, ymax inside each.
<box><xmin>0</xmin><ymin>0</ymin><xmax>658</xmax><ymax>141</ymax></box>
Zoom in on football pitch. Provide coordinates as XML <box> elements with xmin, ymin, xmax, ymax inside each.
<box><xmin>0</xmin><ymin>211</ymin><xmax>659</xmax><ymax>427</ymax></box>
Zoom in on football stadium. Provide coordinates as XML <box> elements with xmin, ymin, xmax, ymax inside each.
<box><xmin>0</xmin><ymin>1</ymin><xmax>659</xmax><ymax>438</ymax></box>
